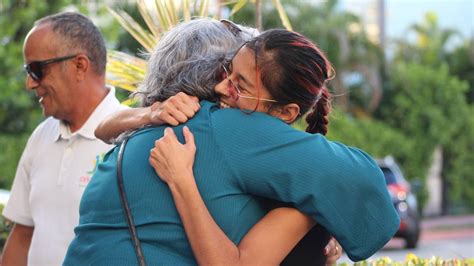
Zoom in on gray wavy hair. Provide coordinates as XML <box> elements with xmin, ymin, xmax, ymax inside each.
<box><xmin>136</xmin><ymin>18</ymin><xmax>257</xmax><ymax>107</ymax></box>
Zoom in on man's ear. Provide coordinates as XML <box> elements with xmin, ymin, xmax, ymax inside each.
<box><xmin>272</xmin><ymin>103</ymin><xmax>300</xmax><ymax>124</ymax></box>
<box><xmin>74</xmin><ymin>54</ymin><xmax>90</xmax><ymax>80</ymax></box>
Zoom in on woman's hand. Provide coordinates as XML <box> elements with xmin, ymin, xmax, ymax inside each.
<box><xmin>149</xmin><ymin>126</ymin><xmax>196</xmax><ymax>186</ymax></box>
<box><xmin>324</xmin><ymin>237</ymin><xmax>343</xmax><ymax>265</ymax></box>
<box><xmin>148</xmin><ymin>92</ymin><xmax>200</xmax><ymax>126</ymax></box>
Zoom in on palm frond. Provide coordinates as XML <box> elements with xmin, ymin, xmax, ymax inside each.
<box><xmin>106</xmin><ymin>50</ymin><xmax>147</xmax><ymax>92</ymax></box>
<box><xmin>107</xmin><ymin>7</ymin><xmax>156</xmax><ymax>52</ymax></box>
<box><xmin>272</xmin><ymin>0</ymin><xmax>292</xmax><ymax>31</ymax></box>
<box><xmin>151</xmin><ymin>1</ymin><xmax>168</xmax><ymax>31</ymax></box>
<box><xmin>168</xmin><ymin>0</ymin><xmax>180</xmax><ymax>24</ymax></box>
<box><xmin>121</xmin><ymin>98</ymin><xmax>139</xmax><ymax>107</ymax></box>
<box><xmin>136</xmin><ymin>0</ymin><xmax>162</xmax><ymax>38</ymax></box>
<box><xmin>229</xmin><ymin>0</ymin><xmax>247</xmax><ymax>16</ymax></box>
<box><xmin>183</xmin><ymin>0</ymin><xmax>191</xmax><ymax>21</ymax></box>
<box><xmin>198</xmin><ymin>0</ymin><xmax>209</xmax><ymax>17</ymax></box>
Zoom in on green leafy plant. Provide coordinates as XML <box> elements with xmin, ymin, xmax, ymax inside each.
<box><xmin>0</xmin><ymin>204</ymin><xmax>13</xmax><ymax>249</ymax></box>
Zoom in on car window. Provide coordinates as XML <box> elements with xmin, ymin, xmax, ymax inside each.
<box><xmin>381</xmin><ymin>167</ymin><xmax>397</xmax><ymax>185</ymax></box>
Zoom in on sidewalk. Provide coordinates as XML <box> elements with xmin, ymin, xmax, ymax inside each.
<box><xmin>338</xmin><ymin>215</ymin><xmax>474</xmax><ymax>263</ymax></box>
<box><xmin>421</xmin><ymin>215</ymin><xmax>474</xmax><ymax>231</ymax></box>
<box><xmin>420</xmin><ymin>215</ymin><xmax>474</xmax><ymax>241</ymax></box>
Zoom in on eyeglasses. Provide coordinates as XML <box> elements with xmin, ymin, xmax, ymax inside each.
<box><xmin>221</xmin><ymin>64</ymin><xmax>278</xmax><ymax>103</ymax></box>
<box><xmin>220</xmin><ymin>19</ymin><xmax>242</xmax><ymax>37</ymax></box>
<box><xmin>24</xmin><ymin>54</ymin><xmax>78</xmax><ymax>81</ymax></box>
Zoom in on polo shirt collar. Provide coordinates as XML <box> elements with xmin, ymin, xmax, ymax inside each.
<box><xmin>55</xmin><ymin>86</ymin><xmax>120</xmax><ymax>141</ymax></box>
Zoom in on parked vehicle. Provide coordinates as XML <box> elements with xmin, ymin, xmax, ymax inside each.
<box><xmin>377</xmin><ymin>156</ymin><xmax>421</xmax><ymax>249</ymax></box>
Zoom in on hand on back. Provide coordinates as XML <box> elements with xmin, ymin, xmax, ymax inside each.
<box><xmin>149</xmin><ymin>126</ymin><xmax>196</xmax><ymax>187</ymax></box>
<box><xmin>149</xmin><ymin>92</ymin><xmax>200</xmax><ymax>126</ymax></box>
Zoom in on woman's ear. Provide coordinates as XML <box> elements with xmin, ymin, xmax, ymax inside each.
<box><xmin>272</xmin><ymin>103</ymin><xmax>300</xmax><ymax>124</ymax></box>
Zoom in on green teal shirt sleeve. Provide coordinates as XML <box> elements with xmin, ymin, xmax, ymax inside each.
<box><xmin>211</xmin><ymin>108</ymin><xmax>400</xmax><ymax>261</ymax></box>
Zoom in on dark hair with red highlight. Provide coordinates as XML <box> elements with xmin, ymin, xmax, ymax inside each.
<box><xmin>245</xmin><ymin>29</ymin><xmax>333</xmax><ymax>135</ymax></box>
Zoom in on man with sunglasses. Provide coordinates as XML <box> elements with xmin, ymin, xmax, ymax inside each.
<box><xmin>1</xmin><ymin>12</ymin><xmax>126</xmax><ymax>266</ymax></box>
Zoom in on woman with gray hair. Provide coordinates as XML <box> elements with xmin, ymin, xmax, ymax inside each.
<box><xmin>95</xmin><ymin>19</ymin><xmax>256</xmax><ymax>142</ymax></box>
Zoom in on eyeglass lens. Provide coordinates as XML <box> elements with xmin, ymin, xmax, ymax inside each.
<box><xmin>222</xmin><ymin>64</ymin><xmax>240</xmax><ymax>101</ymax></box>
<box><xmin>26</xmin><ymin>62</ymin><xmax>42</xmax><ymax>80</ymax></box>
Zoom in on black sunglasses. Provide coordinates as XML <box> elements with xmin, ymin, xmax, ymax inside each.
<box><xmin>24</xmin><ymin>54</ymin><xmax>78</xmax><ymax>81</ymax></box>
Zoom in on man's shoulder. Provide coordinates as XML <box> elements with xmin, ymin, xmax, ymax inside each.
<box><xmin>98</xmin><ymin>96</ymin><xmax>128</xmax><ymax>116</ymax></box>
<box><xmin>95</xmin><ymin>86</ymin><xmax>129</xmax><ymax>116</ymax></box>
<box><xmin>29</xmin><ymin>117</ymin><xmax>59</xmax><ymax>140</ymax></box>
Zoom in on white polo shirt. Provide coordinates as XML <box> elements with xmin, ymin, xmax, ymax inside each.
<box><xmin>3</xmin><ymin>87</ymin><xmax>126</xmax><ymax>266</ymax></box>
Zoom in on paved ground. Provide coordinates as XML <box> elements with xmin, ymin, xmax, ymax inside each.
<box><xmin>340</xmin><ymin>215</ymin><xmax>474</xmax><ymax>263</ymax></box>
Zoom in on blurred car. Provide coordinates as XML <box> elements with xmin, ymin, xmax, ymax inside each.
<box><xmin>377</xmin><ymin>156</ymin><xmax>421</xmax><ymax>249</ymax></box>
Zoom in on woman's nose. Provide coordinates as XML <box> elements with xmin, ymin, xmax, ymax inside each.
<box><xmin>214</xmin><ymin>79</ymin><xmax>229</xmax><ymax>97</ymax></box>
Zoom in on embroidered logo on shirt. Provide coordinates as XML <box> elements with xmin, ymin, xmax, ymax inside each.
<box><xmin>79</xmin><ymin>153</ymin><xmax>105</xmax><ymax>187</ymax></box>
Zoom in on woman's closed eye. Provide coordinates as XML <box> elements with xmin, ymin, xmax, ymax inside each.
<box><xmin>238</xmin><ymin>85</ymin><xmax>251</xmax><ymax>96</ymax></box>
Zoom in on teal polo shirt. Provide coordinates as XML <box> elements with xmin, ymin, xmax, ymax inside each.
<box><xmin>64</xmin><ymin>101</ymin><xmax>399</xmax><ymax>265</ymax></box>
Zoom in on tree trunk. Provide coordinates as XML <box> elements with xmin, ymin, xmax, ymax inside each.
<box><xmin>424</xmin><ymin>146</ymin><xmax>444</xmax><ymax>216</ymax></box>
<box><xmin>255</xmin><ymin>0</ymin><xmax>262</xmax><ymax>31</ymax></box>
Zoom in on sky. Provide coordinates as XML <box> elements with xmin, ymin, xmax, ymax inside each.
<box><xmin>341</xmin><ymin>0</ymin><xmax>473</xmax><ymax>48</ymax></box>
<box><xmin>385</xmin><ymin>0</ymin><xmax>473</xmax><ymax>38</ymax></box>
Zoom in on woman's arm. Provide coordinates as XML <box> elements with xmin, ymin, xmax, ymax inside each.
<box><xmin>95</xmin><ymin>92</ymin><xmax>200</xmax><ymax>143</ymax></box>
<box><xmin>238</xmin><ymin>207</ymin><xmax>315</xmax><ymax>264</ymax></box>
<box><xmin>149</xmin><ymin>127</ymin><xmax>341</xmax><ymax>265</ymax></box>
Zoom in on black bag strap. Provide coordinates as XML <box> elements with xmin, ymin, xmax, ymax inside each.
<box><xmin>117</xmin><ymin>137</ymin><xmax>147</xmax><ymax>266</ymax></box>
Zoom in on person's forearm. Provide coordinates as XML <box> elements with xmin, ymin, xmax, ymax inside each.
<box><xmin>168</xmin><ymin>174</ymin><xmax>242</xmax><ymax>266</ymax></box>
<box><xmin>95</xmin><ymin>107</ymin><xmax>153</xmax><ymax>144</ymax></box>
<box><xmin>1</xmin><ymin>223</ymin><xmax>33</xmax><ymax>266</ymax></box>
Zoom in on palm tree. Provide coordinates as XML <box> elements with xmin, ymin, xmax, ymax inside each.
<box><xmin>395</xmin><ymin>12</ymin><xmax>461</xmax><ymax>66</ymax></box>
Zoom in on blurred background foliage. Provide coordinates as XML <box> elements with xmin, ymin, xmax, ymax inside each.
<box><xmin>0</xmin><ymin>0</ymin><xmax>472</xmax><ymax>215</ymax></box>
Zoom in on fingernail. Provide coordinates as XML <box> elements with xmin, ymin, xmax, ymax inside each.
<box><xmin>323</xmin><ymin>247</ymin><xmax>329</xmax><ymax>255</ymax></box>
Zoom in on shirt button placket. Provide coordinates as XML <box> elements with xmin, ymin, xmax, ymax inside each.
<box><xmin>57</xmin><ymin>140</ymin><xmax>74</xmax><ymax>186</ymax></box>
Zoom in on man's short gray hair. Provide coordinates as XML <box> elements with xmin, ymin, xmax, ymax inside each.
<box><xmin>36</xmin><ymin>12</ymin><xmax>107</xmax><ymax>76</ymax></box>
<box><xmin>137</xmin><ymin>18</ymin><xmax>255</xmax><ymax>107</ymax></box>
